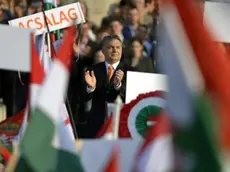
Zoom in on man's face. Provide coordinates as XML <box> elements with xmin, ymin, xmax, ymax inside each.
<box><xmin>121</xmin><ymin>5</ymin><xmax>129</xmax><ymax>20</ymax></box>
<box><xmin>146</xmin><ymin>0</ymin><xmax>155</xmax><ymax>14</ymax></box>
<box><xmin>128</xmin><ymin>8</ymin><xmax>140</xmax><ymax>25</ymax></box>
<box><xmin>135</xmin><ymin>0</ymin><xmax>145</xmax><ymax>10</ymax></box>
<box><xmin>110</xmin><ymin>21</ymin><xmax>123</xmax><ymax>35</ymax></box>
<box><xmin>102</xmin><ymin>39</ymin><xmax>122</xmax><ymax>64</ymax></box>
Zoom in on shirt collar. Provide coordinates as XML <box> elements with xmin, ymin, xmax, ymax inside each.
<box><xmin>105</xmin><ymin>61</ymin><xmax>120</xmax><ymax>73</ymax></box>
<box><xmin>119</xmin><ymin>34</ymin><xmax>124</xmax><ymax>42</ymax></box>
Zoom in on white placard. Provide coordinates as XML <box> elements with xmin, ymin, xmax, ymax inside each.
<box><xmin>126</xmin><ymin>71</ymin><xmax>167</xmax><ymax>103</ymax></box>
<box><xmin>0</xmin><ymin>24</ymin><xmax>31</xmax><ymax>72</ymax></box>
<box><xmin>9</xmin><ymin>2</ymin><xmax>85</xmax><ymax>35</ymax></box>
<box><xmin>81</xmin><ymin>139</ymin><xmax>142</xmax><ymax>172</ymax></box>
<box><xmin>204</xmin><ymin>1</ymin><xmax>230</xmax><ymax>43</ymax></box>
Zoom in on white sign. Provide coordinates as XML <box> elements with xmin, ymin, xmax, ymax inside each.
<box><xmin>126</xmin><ymin>72</ymin><xmax>167</xmax><ymax>103</ymax></box>
<box><xmin>0</xmin><ymin>24</ymin><xmax>31</xmax><ymax>72</ymax></box>
<box><xmin>9</xmin><ymin>2</ymin><xmax>85</xmax><ymax>35</ymax></box>
<box><xmin>80</xmin><ymin>139</ymin><xmax>142</xmax><ymax>172</ymax></box>
<box><xmin>204</xmin><ymin>2</ymin><xmax>230</xmax><ymax>43</ymax></box>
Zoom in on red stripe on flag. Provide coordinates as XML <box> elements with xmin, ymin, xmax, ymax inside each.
<box><xmin>97</xmin><ymin>114</ymin><xmax>113</xmax><ymax>138</ymax></box>
<box><xmin>0</xmin><ymin>145</ymin><xmax>11</xmax><ymax>162</ymax></box>
<box><xmin>103</xmin><ymin>146</ymin><xmax>120</xmax><ymax>172</ymax></box>
<box><xmin>172</xmin><ymin>0</ymin><xmax>230</xmax><ymax>150</ymax></box>
<box><xmin>64</xmin><ymin>118</ymin><xmax>70</xmax><ymax>125</ymax></box>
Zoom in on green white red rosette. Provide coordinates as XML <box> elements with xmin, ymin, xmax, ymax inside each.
<box><xmin>119</xmin><ymin>91</ymin><xmax>166</xmax><ymax>139</ymax></box>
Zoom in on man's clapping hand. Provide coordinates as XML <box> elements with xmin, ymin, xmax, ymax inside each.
<box><xmin>85</xmin><ymin>71</ymin><xmax>96</xmax><ymax>89</ymax></box>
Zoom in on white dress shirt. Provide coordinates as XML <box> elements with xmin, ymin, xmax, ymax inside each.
<box><xmin>104</xmin><ymin>61</ymin><xmax>120</xmax><ymax>74</ymax></box>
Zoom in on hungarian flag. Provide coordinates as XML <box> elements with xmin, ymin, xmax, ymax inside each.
<box><xmin>44</xmin><ymin>0</ymin><xmax>57</xmax><ymax>9</ymax></box>
<box><xmin>102</xmin><ymin>146</ymin><xmax>120</xmax><ymax>172</ymax></box>
<box><xmin>0</xmin><ymin>109</ymin><xmax>24</xmax><ymax>163</ymax></box>
<box><xmin>37</xmin><ymin>31</ymin><xmax>76</xmax><ymax>153</ymax></box>
<box><xmin>171</xmin><ymin>0</ymin><xmax>230</xmax><ymax>153</ymax></box>
<box><xmin>44</xmin><ymin>0</ymin><xmax>61</xmax><ymax>40</ymax></box>
<box><xmin>15</xmin><ymin>27</ymin><xmax>84</xmax><ymax>171</ymax></box>
<box><xmin>134</xmin><ymin>114</ymin><xmax>172</xmax><ymax>172</ymax></box>
<box><xmin>97</xmin><ymin>115</ymin><xmax>114</xmax><ymax>139</ymax></box>
<box><xmin>157</xmin><ymin>0</ymin><xmax>230</xmax><ymax>170</ymax></box>
<box><xmin>0</xmin><ymin>109</ymin><xmax>25</xmax><ymax>146</ymax></box>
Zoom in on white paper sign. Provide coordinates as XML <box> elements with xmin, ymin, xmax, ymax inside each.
<box><xmin>81</xmin><ymin>139</ymin><xmax>142</xmax><ymax>172</ymax></box>
<box><xmin>126</xmin><ymin>72</ymin><xmax>167</xmax><ymax>103</ymax></box>
<box><xmin>0</xmin><ymin>24</ymin><xmax>31</xmax><ymax>72</ymax></box>
<box><xmin>9</xmin><ymin>2</ymin><xmax>85</xmax><ymax>35</ymax></box>
<box><xmin>204</xmin><ymin>2</ymin><xmax>230</xmax><ymax>43</ymax></box>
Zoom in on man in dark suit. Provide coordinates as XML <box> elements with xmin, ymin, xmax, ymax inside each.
<box><xmin>82</xmin><ymin>35</ymin><xmax>130</xmax><ymax>138</ymax></box>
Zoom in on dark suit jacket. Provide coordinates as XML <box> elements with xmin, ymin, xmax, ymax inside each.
<box><xmin>81</xmin><ymin>61</ymin><xmax>132</xmax><ymax>137</ymax></box>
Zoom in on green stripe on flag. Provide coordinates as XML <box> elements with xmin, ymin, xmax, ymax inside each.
<box><xmin>44</xmin><ymin>0</ymin><xmax>61</xmax><ymax>40</ymax></box>
<box><xmin>174</xmin><ymin>94</ymin><xmax>221</xmax><ymax>172</ymax></box>
<box><xmin>15</xmin><ymin>108</ymin><xmax>84</xmax><ymax>172</ymax></box>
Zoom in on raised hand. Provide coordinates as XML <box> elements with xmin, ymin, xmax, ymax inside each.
<box><xmin>85</xmin><ymin>71</ymin><xmax>96</xmax><ymax>89</ymax></box>
<box><xmin>114</xmin><ymin>70</ymin><xmax>124</xmax><ymax>87</ymax></box>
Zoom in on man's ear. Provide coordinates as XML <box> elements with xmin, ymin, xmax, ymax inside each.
<box><xmin>101</xmin><ymin>47</ymin><xmax>105</xmax><ymax>55</ymax></box>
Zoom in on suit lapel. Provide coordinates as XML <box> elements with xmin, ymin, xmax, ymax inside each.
<box><xmin>101</xmin><ymin>62</ymin><xmax>107</xmax><ymax>85</ymax></box>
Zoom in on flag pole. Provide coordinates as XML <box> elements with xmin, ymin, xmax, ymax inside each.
<box><xmin>40</xmin><ymin>3</ymin><xmax>80</xmax><ymax>138</ymax></box>
<box><xmin>113</xmin><ymin>96</ymin><xmax>122</xmax><ymax>139</ymax></box>
<box><xmin>40</xmin><ymin>0</ymin><xmax>54</xmax><ymax>58</ymax></box>
<box><xmin>39</xmin><ymin>32</ymin><xmax>46</xmax><ymax>61</ymax></box>
<box><xmin>40</xmin><ymin>1</ymin><xmax>82</xmax><ymax>139</ymax></box>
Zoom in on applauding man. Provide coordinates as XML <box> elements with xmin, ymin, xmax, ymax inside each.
<box><xmin>83</xmin><ymin>35</ymin><xmax>131</xmax><ymax>138</ymax></box>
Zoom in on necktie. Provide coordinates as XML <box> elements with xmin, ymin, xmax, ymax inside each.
<box><xmin>108</xmin><ymin>65</ymin><xmax>114</xmax><ymax>81</ymax></box>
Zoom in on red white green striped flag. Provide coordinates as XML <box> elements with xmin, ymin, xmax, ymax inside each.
<box><xmin>158</xmin><ymin>0</ymin><xmax>230</xmax><ymax>170</ymax></box>
<box><xmin>38</xmin><ymin>31</ymin><xmax>76</xmax><ymax>153</ymax></box>
<box><xmin>15</xmin><ymin>27</ymin><xmax>84</xmax><ymax>171</ymax></box>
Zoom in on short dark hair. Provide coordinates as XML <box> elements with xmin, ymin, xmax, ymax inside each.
<box><xmin>119</xmin><ymin>0</ymin><xmax>128</xmax><ymax>7</ymax></box>
<box><xmin>128</xmin><ymin>3</ymin><xmax>137</xmax><ymax>10</ymax></box>
<box><xmin>130</xmin><ymin>37</ymin><xmax>143</xmax><ymax>45</ymax></box>
<box><xmin>101</xmin><ymin>34</ymin><xmax>122</xmax><ymax>48</ymax></box>
<box><xmin>109</xmin><ymin>16</ymin><xmax>123</xmax><ymax>25</ymax></box>
<box><xmin>97</xmin><ymin>27</ymin><xmax>109</xmax><ymax>34</ymax></box>
<box><xmin>145</xmin><ymin>0</ymin><xmax>153</xmax><ymax>5</ymax></box>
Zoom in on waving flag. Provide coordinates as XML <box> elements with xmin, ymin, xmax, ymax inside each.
<box><xmin>15</xmin><ymin>27</ymin><xmax>84</xmax><ymax>171</ymax></box>
<box><xmin>157</xmin><ymin>0</ymin><xmax>230</xmax><ymax>170</ymax></box>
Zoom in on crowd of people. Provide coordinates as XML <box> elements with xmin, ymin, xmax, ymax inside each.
<box><xmin>0</xmin><ymin>0</ymin><xmax>158</xmax><ymax>138</ymax></box>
